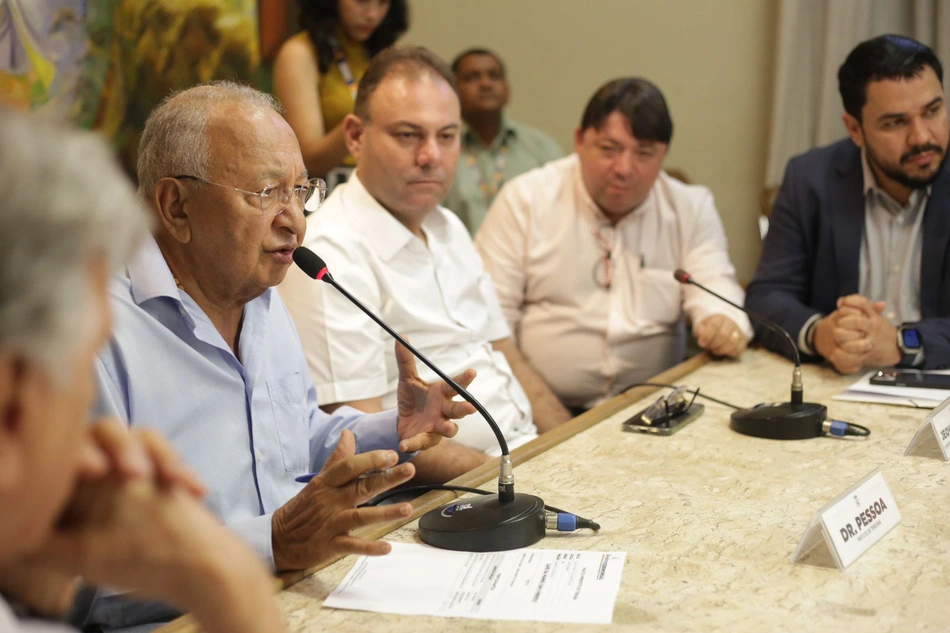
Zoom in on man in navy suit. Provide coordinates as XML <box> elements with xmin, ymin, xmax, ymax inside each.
<box><xmin>746</xmin><ymin>34</ymin><xmax>950</xmax><ymax>373</ymax></box>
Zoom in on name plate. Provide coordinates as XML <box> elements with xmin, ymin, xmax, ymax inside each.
<box><xmin>791</xmin><ymin>468</ymin><xmax>901</xmax><ymax>571</ymax></box>
<box><xmin>905</xmin><ymin>394</ymin><xmax>950</xmax><ymax>461</ymax></box>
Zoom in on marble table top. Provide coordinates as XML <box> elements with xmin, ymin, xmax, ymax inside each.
<box><xmin>164</xmin><ymin>348</ymin><xmax>950</xmax><ymax>632</ymax></box>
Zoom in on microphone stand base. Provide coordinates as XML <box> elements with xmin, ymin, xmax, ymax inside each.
<box><xmin>730</xmin><ymin>402</ymin><xmax>828</xmax><ymax>439</ymax></box>
<box><xmin>419</xmin><ymin>493</ymin><xmax>546</xmax><ymax>552</ymax></box>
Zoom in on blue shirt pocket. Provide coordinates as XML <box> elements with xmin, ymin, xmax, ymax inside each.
<box><xmin>267</xmin><ymin>373</ymin><xmax>310</xmax><ymax>474</ymax></box>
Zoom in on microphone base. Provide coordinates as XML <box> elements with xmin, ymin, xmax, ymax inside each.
<box><xmin>730</xmin><ymin>402</ymin><xmax>828</xmax><ymax>440</ymax></box>
<box><xmin>419</xmin><ymin>493</ymin><xmax>546</xmax><ymax>552</ymax></box>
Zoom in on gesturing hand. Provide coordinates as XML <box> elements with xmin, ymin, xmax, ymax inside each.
<box><xmin>272</xmin><ymin>430</ymin><xmax>417</xmax><ymax>571</ymax></box>
<box><xmin>394</xmin><ymin>340</ymin><xmax>477</xmax><ymax>453</ymax></box>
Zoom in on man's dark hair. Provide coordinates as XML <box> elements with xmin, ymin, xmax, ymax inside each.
<box><xmin>450</xmin><ymin>48</ymin><xmax>506</xmax><ymax>76</ymax></box>
<box><xmin>353</xmin><ymin>46</ymin><xmax>457</xmax><ymax>120</ymax></box>
<box><xmin>838</xmin><ymin>34</ymin><xmax>943</xmax><ymax>121</ymax></box>
<box><xmin>580</xmin><ymin>78</ymin><xmax>673</xmax><ymax>144</ymax></box>
<box><xmin>299</xmin><ymin>0</ymin><xmax>409</xmax><ymax>74</ymax></box>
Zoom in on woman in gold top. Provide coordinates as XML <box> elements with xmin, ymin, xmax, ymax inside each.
<box><xmin>274</xmin><ymin>0</ymin><xmax>408</xmax><ymax>181</ymax></box>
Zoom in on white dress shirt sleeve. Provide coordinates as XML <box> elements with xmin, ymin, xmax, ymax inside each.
<box><xmin>287</xmin><ymin>234</ymin><xmax>390</xmax><ymax>405</ymax></box>
<box><xmin>281</xmin><ymin>291</ymin><xmax>405</xmax><ymax>466</ymax></box>
<box><xmin>679</xmin><ymin>188</ymin><xmax>754</xmax><ymax>338</ymax></box>
<box><xmin>479</xmin><ymin>268</ymin><xmax>513</xmax><ymax>343</ymax></box>
<box><xmin>474</xmin><ymin>181</ymin><xmax>531</xmax><ymax>334</ymax></box>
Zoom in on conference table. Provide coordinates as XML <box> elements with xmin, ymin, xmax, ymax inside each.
<box><xmin>160</xmin><ymin>348</ymin><xmax>950</xmax><ymax>632</ymax></box>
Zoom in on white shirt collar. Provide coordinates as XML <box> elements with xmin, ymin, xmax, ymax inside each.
<box><xmin>338</xmin><ymin>172</ymin><xmax>452</xmax><ymax>261</ymax></box>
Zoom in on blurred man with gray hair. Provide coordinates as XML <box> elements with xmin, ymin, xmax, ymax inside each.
<box><xmin>0</xmin><ymin>111</ymin><xmax>285</xmax><ymax>632</ymax></box>
<box><xmin>88</xmin><ymin>80</ymin><xmax>477</xmax><ymax>630</ymax></box>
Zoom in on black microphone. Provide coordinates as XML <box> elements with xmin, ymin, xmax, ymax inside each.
<box><xmin>673</xmin><ymin>269</ymin><xmax>828</xmax><ymax>440</ymax></box>
<box><xmin>293</xmin><ymin>246</ymin><xmax>546</xmax><ymax>551</ymax></box>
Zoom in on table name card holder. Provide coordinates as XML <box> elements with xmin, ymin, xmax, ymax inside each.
<box><xmin>905</xmin><ymin>394</ymin><xmax>950</xmax><ymax>461</ymax></box>
<box><xmin>791</xmin><ymin>468</ymin><xmax>901</xmax><ymax>571</ymax></box>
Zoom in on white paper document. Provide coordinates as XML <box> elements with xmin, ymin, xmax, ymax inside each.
<box><xmin>832</xmin><ymin>370</ymin><xmax>949</xmax><ymax>408</ymax></box>
<box><xmin>323</xmin><ymin>542</ymin><xmax>627</xmax><ymax>624</ymax></box>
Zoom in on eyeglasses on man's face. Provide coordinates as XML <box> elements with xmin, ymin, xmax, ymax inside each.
<box><xmin>172</xmin><ymin>175</ymin><xmax>327</xmax><ymax>216</ymax></box>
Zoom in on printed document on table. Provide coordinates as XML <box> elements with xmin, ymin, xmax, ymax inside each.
<box><xmin>323</xmin><ymin>542</ymin><xmax>626</xmax><ymax>624</ymax></box>
<box><xmin>832</xmin><ymin>370</ymin><xmax>948</xmax><ymax>408</ymax></box>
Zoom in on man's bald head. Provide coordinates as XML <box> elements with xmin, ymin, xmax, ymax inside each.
<box><xmin>137</xmin><ymin>81</ymin><xmax>283</xmax><ymax>199</ymax></box>
<box><xmin>353</xmin><ymin>46</ymin><xmax>457</xmax><ymax>121</ymax></box>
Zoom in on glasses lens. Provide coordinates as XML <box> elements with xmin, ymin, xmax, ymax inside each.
<box><xmin>259</xmin><ymin>186</ymin><xmax>278</xmax><ymax>214</ymax></box>
<box><xmin>641</xmin><ymin>395</ymin><xmax>668</xmax><ymax>426</ymax></box>
<box><xmin>303</xmin><ymin>178</ymin><xmax>327</xmax><ymax>213</ymax></box>
<box><xmin>665</xmin><ymin>387</ymin><xmax>689</xmax><ymax>414</ymax></box>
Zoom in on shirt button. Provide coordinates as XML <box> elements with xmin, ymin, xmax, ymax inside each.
<box><xmin>256</xmin><ymin>449</ymin><xmax>263</xmax><ymax>462</ymax></box>
<box><xmin>886</xmin><ymin>311</ymin><xmax>896</xmax><ymax>321</ymax></box>
<box><xmin>891</xmin><ymin>265</ymin><xmax>901</xmax><ymax>273</ymax></box>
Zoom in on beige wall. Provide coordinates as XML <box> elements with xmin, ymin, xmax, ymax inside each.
<box><xmin>404</xmin><ymin>0</ymin><xmax>777</xmax><ymax>283</ymax></box>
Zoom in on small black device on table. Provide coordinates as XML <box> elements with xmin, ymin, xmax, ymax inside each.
<box><xmin>870</xmin><ymin>369</ymin><xmax>950</xmax><ymax>390</ymax></box>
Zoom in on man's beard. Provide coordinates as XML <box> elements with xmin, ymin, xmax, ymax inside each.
<box><xmin>865</xmin><ymin>137</ymin><xmax>948</xmax><ymax>190</ymax></box>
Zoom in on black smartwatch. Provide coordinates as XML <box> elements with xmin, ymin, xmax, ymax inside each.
<box><xmin>897</xmin><ymin>323</ymin><xmax>923</xmax><ymax>366</ymax></box>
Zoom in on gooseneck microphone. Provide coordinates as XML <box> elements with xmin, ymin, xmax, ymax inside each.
<box><xmin>293</xmin><ymin>246</ymin><xmax>547</xmax><ymax>551</ymax></box>
<box><xmin>673</xmin><ymin>269</ymin><xmax>828</xmax><ymax>440</ymax></box>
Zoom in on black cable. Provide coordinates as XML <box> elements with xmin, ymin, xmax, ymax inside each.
<box><xmin>845</xmin><ymin>421</ymin><xmax>871</xmax><ymax>437</ymax></box>
<box><xmin>621</xmin><ymin>382</ymin><xmax>745</xmax><ymax>410</ymax></box>
<box><xmin>363</xmin><ymin>484</ymin><xmax>600</xmax><ymax>530</ymax></box>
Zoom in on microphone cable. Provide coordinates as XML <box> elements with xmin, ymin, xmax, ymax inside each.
<box><xmin>362</xmin><ymin>484</ymin><xmax>601</xmax><ymax>532</ymax></box>
<box><xmin>823</xmin><ymin>419</ymin><xmax>871</xmax><ymax>438</ymax></box>
<box><xmin>621</xmin><ymin>381</ymin><xmax>744</xmax><ymax>410</ymax></box>
<box><xmin>619</xmin><ymin>382</ymin><xmax>870</xmax><ymax>439</ymax></box>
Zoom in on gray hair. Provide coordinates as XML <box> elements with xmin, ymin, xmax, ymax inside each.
<box><xmin>0</xmin><ymin>111</ymin><xmax>150</xmax><ymax>376</ymax></box>
<box><xmin>136</xmin><ymin>81</ymin><xmax>283</xmax><ymax>198</ymax></box>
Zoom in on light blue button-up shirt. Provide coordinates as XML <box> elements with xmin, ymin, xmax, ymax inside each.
<box><xmin>94</xmin><ymin>236</ymin><xmax>402</xmax><ymax>567</ymax></box>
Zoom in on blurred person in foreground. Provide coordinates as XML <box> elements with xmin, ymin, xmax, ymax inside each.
<box><xmin>0</xmin><ymin>111</ymin><xmax>285</xmax><ymax>632</ymax></box>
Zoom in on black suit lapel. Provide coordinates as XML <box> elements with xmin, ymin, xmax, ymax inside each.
<box><xmin>832</xmin><ymin>146</ymin><xmax>865</xmax><ymax>296</ymax></box>
<box><xmin>921</xmin><ymin>164</ymin><xmax>950</xmax><ymax>317</ymax></box>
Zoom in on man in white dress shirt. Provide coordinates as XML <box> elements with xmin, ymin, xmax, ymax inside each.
<box><xmin>475</xmin><ymin>78</ymin><xmax>752</xmax><ymax>410</ymax></box>
<box><xmin>280</xmin><ymin>47</ymin><xmax>572</xmax><ymax>481</ymax></box>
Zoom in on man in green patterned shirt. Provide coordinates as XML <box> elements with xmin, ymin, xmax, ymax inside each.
<box><xmin>444</xmin><ymin>48</ymin><xmax>563</xmax><ymax>233</ymax></box>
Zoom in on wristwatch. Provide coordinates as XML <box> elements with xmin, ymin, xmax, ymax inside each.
<box><xmin>897</xmin><ymin>323</ymin><xmax>923</xmax><ymax>367</ymax></box>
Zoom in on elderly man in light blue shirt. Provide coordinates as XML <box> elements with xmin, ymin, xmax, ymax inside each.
<box><xmin>85</xmin><ymin>81</ymin><xmax>476</xmax><ymax>632</ymax></box>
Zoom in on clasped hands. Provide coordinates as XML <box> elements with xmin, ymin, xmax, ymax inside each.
<box><xmin>813</xmin><ymin>294</ymin><xmax>902</xmax><ymax>374</ymax></box>
<box><xmin>272</xmin><ymin>340</ymin><xmax>476</xmax><ymax>571</ymax></box>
